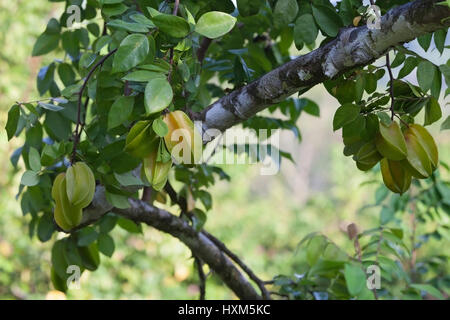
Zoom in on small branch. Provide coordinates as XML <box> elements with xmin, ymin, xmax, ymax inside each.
<box><xmin>194</xmin><ymin>254</ymin><xmax>206</xmax><ymax>300</ymax></box>
<box><xmin>385</xmin><ymin>54</ymin><xmax>396</xmax><ymax>121</ymax></box>
<box><xmin>71</xmin><ymin>49</ymin><xmax>117</xmax><ymax>164</ymax></box>
<box><xmin>202</xmin><ymin>230</ymin><xmax>271</xmax><ymax>300</ymax></box>
<box><xmin>197</xmin><ymin>38</ymin><xmax>212</xmax><ymax>63</ymax></box>
<box><xmin>142</xmin><ymin>187</ymin><xmax>153</xmax><ymax>202</ymax></box>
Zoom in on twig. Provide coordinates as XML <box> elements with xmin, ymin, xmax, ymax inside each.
<box><xmin>164</xmin><ymin>182</ymin><xmax>270</xmax><ymax>299</ymax></box>
<box><xmin>197</xmin><ymin>38</ymin><xmax>212</xmax><ymax>63</ymax></box>
<box><xmin>194</xmin><ymin>255</ymin><xmax>206</xmax><ymax>300</ymax></box>
<box><xmin>167</xmin><ymin>0</ymin><xmax>180</xmax><ymax>83</ymax></box>
<box><xmin>385</xmin><ymin>54</ymin><xmax>396</xmax><ymax>121</ymax></box>
<box><xmin>142</xmin><ymin>187</ymin><xmax>152</xmax><ymax>202</ymax></box>
<box><xmin>202</xmin><ymin>230</ymin><xmax>271</xmax><ymax>300</ymax></box>
<box><xmin>164</xmin><ymin>181</ymin><xmax>187</xmax><ymax>213</ymax></box>
<box><xmin>71</xmin><ymin>49</ymin><xmax>117</xmax><ymax>164</ymax></box>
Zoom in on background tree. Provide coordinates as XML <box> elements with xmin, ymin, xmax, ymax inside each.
<box><xmin>4</xmin><ymin>0</ymin><xmax>450</xmax><ymax>299</ymax></box>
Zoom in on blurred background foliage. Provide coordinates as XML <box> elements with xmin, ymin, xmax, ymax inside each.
<box><xmin>0</xmin><ymin>0</ymin><xmax>449</xmax><ymax>299</ymax></box>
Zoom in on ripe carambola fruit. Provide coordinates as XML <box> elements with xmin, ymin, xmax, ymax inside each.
<box><xmin>163</xmin><ymin>111</ymin><xmax>202</xmax><ymax>165</ymax></box>
<box><xmin>66</xmin><ymin>162</ymin><xmax>96</xmax><ymax>208</ymax></box>
<box><xmin>52</xmin><ymin>173</ymin><xmax>83</xmax><ymax>231</ymax></box>
<box><xmin>143</xmin><ymin>147</ymin><xmax>172</xmax><ymax>191</ymax></box>
<box><xmin>380</xmin><ymin>158</ymin><xmax>411</xmax><ymax>194</ymax></box>
<box><xmin>355</xmin><ymin>141</ymin><xmax>382</xmax><ymax>171</ymax></box>
<box><xmin>401</xmin><ymin>131</ymin><xmax>433</xmax><ymax>179</ymax></box>
<box><xmin>406</xmin><ymin>124</ymin><xmax>438</xmax><ymax>170</ymax></box>
<box><xmin>125</xmin><ymin>120</ymin><xmax>159</xmax><ymax>159</ymax></box>
<box><xmin>375</xmin><ymin>121</ymin><xmax>407</xmax><ymax>160</ymax></box>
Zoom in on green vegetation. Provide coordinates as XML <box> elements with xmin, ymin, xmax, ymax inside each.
<box><xmin>0</xmin><ymin>0</ymin><xmax>449</xmax><ymax>300</ymax></box>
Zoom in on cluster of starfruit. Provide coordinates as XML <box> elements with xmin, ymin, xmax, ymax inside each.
<box><xmin>124</xmin><ymin>110</ymin><xmax>202</xmax><ymax>191</ymax></box>
<box><xmin>51</xmin><ymin>162</ymin><xmax>96</xmax><ymax>231</ymax></box>
<box><xmin>345</xmin><ymin>120</ymin><xmax>438</xmax><ymax>194</ymax></box>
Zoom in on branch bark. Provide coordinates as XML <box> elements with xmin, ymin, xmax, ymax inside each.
<box><xmin>196</xmin><ymin>0</ymin><xmax>450</xmax><ymax>142</ymax></box>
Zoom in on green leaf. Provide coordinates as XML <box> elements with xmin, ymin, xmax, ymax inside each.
<box><xmin>306</xmin><ymin>236</ymin><xmax>327</xmax><ymax>266</ymax></box>
<box><xmin>112</xmin><ymin>34</ymin><xmax>149</xmax><ymax>73</ymax></box>
<box><xmin>144</xmin><ymin>78</ymin><xmax>173</xmax><ymax>115</ymax></box>
<box><xmin>20</xmin><ymin>171</ymin><xmax>40</xmax><ymax>186</ymax></box>
<box><xmin>237</xmin><ymin>0</ymin><xmax>264</xmax><ymax>16</ymax></box>
<box><xmin>99</xmin><ymin>214</ymin><xmax>118</xmax><ymax>233</ymax></box>
<box><xmin>98</xmin><ymin>233</ymin><xmax>115</xmax><ymax>257</ymax></box>
<box><xmin>333</xmin><ymin>104</ymin><xmax>360</xmax><ymax>131</ymax></box>
<box><xmin>77</xmin><ymin>227</ymin><xmax>99</xmax><ymax>246</ymax></box>
<box><xmin>37</xmin><ymin>64</ymin><xmax>56</xmax><ymax>95</ymax></box>
<box><xmin>410</xmin><ymin>284</ymin><xmax>444</xmax><ymax>300</ymax></box>
<box><xmin>152</xmin><ymin>13</ymin><xmax>190</xmax><ymax>38</ymax></box>
<box><xmin>294</xmin><ymin>14</ymin><xmax>318</xmax><ymax>45</ymax></box>
<box><xmin>424</xmin><ymin>97</ymin><xmax>442</xmax><ymax>126</ymax></box>
<box><xmin>32</xmin><ymin>33</ymin><xmax>59</xmax><ymax>56</ymax></box>
<box><xmin>302</xmin><ymin>98</ymin><xmax>320</xmax><ymax>117</ymax></box>
<box><xmin>417</xmin><ymin>61</ymin><xmax>436</xmax><ymax>92</ymax></box>
<box><xmin>58</xmin><ymin>63</ymin><xmax>76</xmax><ymax>86</ymax></box>
<box><xmin>117</xmin><ymin>217</ymin><xmax>142</xmax><ymax>233</ymax></box>
<box><xmin>344</xmin><ymin>263</ymin><xmax>367</xmax><ymax>297</ymax></box>
<box><xmin>28</xmin><ymin>147</ymin><xmax>41</xmax><ymax>172</ymax></box>
<box><xmin>114</xmin><ymin>171</ymin><xmax>142</xmax><ymax>186</ymax></box>
<box><xmin>37</xmin><ymin>212</ymin><xmax>55</xmax><ymax>243</ymax></box>
<box><xmin>397</xmin><ymin>57</ymin><xmax>417</xmax><ymax>79</ymax></box>
<box><xmin>108</xmin><ymin>96</ymin><xmax>135</xmax><ymax>130</ymax></box>
<box><xmin>195</xmin><ymin>11</ymin><xmax>237</xmax><ymax>39</ymax></box>
<box><xmin>434</xmin><ymin>29</ymin><xmax>446</xmax><ymax>54</ymax></box>
<box><xmin>312</xmin><ymin>5</ymin><xmax>342</xmax><ymax>37</ymax></box>
<box><xmin>380</xmin><ymin>206</ymin><xmax>395</xmax><ymax>225</ymax></box>
<box><xmin>273</xmin><ymin>0</ymin><xmax>299</xmax><ymax>28</ymax></box>
<box><xmin>440</xmin><ymin>116</ymin><xmax>450</xmax><ymax>131</ymax></box>
<box><xmin>107</xmin><ymin>19</ymin><xmax>149</xmax><ymax>33</ymax></box>
<box><xmin>51</xmin><ymin>240</ymin><xmax>69</xmax><ymax>280</ymax></box>
<box><xmin>38</xmin><ymin>102</ymin><xmax>64</xmax><ymax>112</ymax></box>
<box><xmin>417</xmin><ymin>33</ymin><xmax>432</xmax><ymax>51</ymax></box>
<box><xmin>105</xmin><ymin>192</ymin><xmax>131</xmax><ymax>209</ymax></box>
<box><xmin>122</xmin><ymin>70</ymin><xmax>165</xmax><ymax>82</ymax></box>
<box><xmin>6</xmin><ymin>104</ymin><xmax>20</xmax><ymax>141</ymax></box>
<box><xmin>152</xmin><ymin>118</ymin><xmax>169</xmax><ymax>137</ymax></box>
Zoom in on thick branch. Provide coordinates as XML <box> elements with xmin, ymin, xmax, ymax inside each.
<box><xmin>82</xmin><ymin>188</ymin><xmax>261</xmax><ymax>300</ymax></box>
<box><xmin>197</xmin><ymin>0</ymin><xmax>450</xmax><ymax>141</ymax></box>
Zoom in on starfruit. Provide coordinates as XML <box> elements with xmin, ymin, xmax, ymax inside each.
<box><xmin>401</xmin><ymin>131</ymin><xmax>433</xmax><ymax>179</ymax></box>
<box><xmin>380</xmin><ymin>158</ymin><xmax>411</xmax><ymax>194</ymax></box>
<box><xmin>52</xmin><ymin>173</ymin><xmax>83</xmax><ymax>231</ymax></box>
<box><xmin>143</xmin><ymin>142</ymin><xmax>172</xmax><ymax>191</ymax></box>
<box><xmin>406</xmin><ymin>124</ymin><xmax>438</xmax><ymax>170</ymax></box>
<box><xmin>375</xmin><ymin>121</ymin><xmax>407</xmax><ymax>160</ymax></box>
<box><xmin>66</xmin><ymin>162</ymin><xmax>96</xmax><ymax>208</ymax></box>
<box><xmin>354</xmin><ymin>141</ymin><xmax>382</xmax><ymax>171</ymax></box>
<box><xmin>124</xmin><ymin>120</ymin><xmax>159</xmax><ymax>159</ymax></box>
<box><xmin>163</xmin><ymin>111</ymin><xmax>202</xmax><ymax>165</ymax></box>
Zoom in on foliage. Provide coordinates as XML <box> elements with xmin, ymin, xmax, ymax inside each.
<box><xmin>3</xmin><ymin>0</ymin><xmax>450</xmax><ymax>299</ymax></box>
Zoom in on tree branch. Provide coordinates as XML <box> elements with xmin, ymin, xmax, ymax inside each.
<box><xmin>81</xmin><ymin>187</ymin><xmax>262</xmax><ymax>300</ymax></box>
<box><xmin>196</xmin><ymin>0</ymin><xmax>450</xmax><ymax>142</ymax></box>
